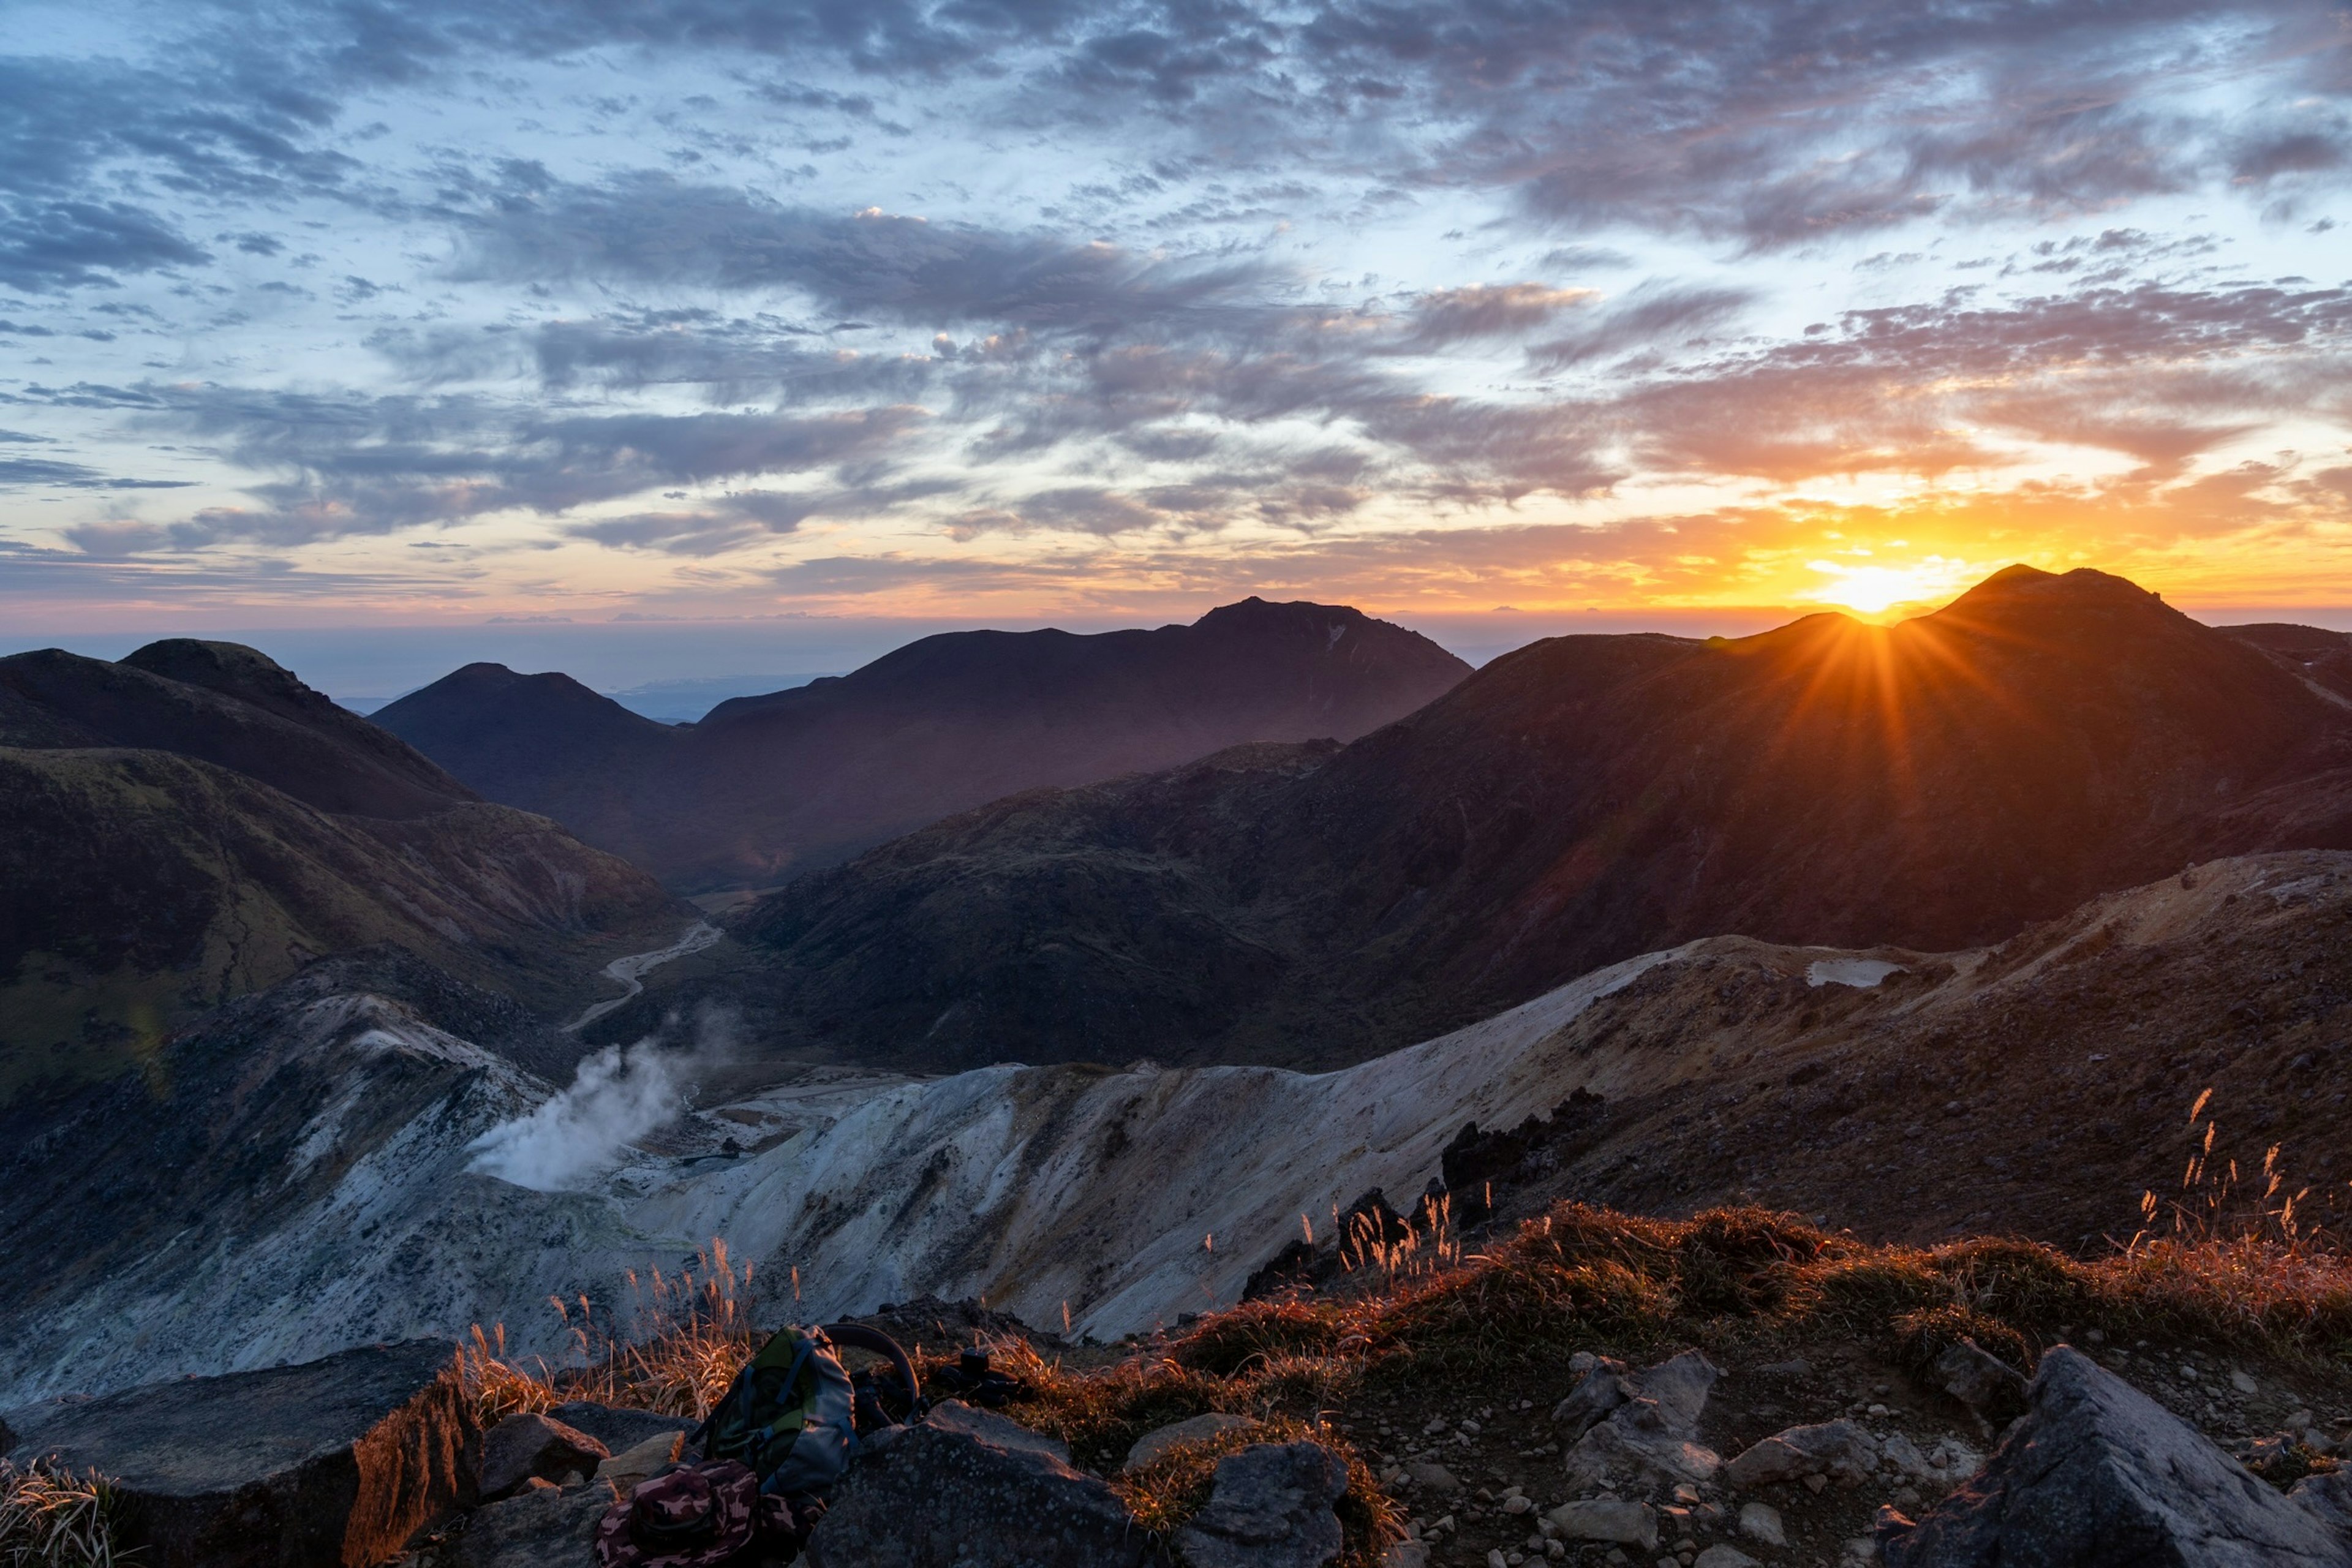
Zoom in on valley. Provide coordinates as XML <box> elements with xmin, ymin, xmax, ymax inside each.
<box><xmin>8</xmin><ymin>568</ymin><xmax>2352</xmax><ymax>1568</ymax></box>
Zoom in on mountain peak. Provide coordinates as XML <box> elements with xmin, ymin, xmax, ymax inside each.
<box><xmin>1932</xmin><ymin>564</ymin><xmax>2165</xmax><ymax>620</ymax></box>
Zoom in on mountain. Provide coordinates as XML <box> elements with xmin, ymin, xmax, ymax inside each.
<box><xmin>7</xmin><ymin>850</ymin><xmax>2345</xmax><ymax>1404</ymax></box>
<box><xmin>375</xmin><ymin>597</ymin><xmax>1471</xmax><ymax>889</ymax></box>
<box><xmin>640</xmin><ymin>566</ymin><xmax>2352</xmax><ymax>1071</ymax></box>
<box><xmin>0</xmin><ymin>641</ymin><xmax>684</xmax><ymax>1099</ymax></box>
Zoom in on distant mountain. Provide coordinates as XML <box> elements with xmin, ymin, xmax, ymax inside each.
<box><xmin>376</xmin><ymin>598</ymin><xmax>1471</xmax><ymax>889</ymax></box>
<box><xmin>0</xmin><ymin>641</ymin><xmax>683</xmax><ymax>1099</ymax></box>
<box><xmin>644</xmin><ymin>566</ymin><xmax>2352</xmax><ymax>1071</ymax></box>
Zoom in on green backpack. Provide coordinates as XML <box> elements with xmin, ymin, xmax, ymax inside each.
<box><xmin>691</xmin><ymin>1323</ymin><xmax>918</xmax><ymax>1498</ymax></box>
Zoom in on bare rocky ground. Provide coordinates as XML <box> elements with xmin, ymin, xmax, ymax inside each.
<box><xmin>1324</xmin><ymin>1329</ymin><xmax>2350</xmax><ymax>1567</ymax></box>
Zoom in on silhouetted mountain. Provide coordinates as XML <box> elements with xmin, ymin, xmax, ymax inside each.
<box><xmin>642</xmin><ymin>567</ymin><xmax>2352</xmax><ymax>1071</ymax></box>
<box><xmin>0</xmin><ymin>642</ymin><xmax>682</xmax><ymax>1099</ymax></box>
<box><xmin>377</xmin><ymin>597</ymin><xmax>1471</xmax><ymax>889</ymax></box>
<box><xmin>1</xmin><ymin>639</ymin><xmax>470</xmax><ymax>820</ymax></box>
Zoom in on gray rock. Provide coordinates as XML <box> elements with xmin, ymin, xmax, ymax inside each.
<box><xmin>479</xmin><ymin>1412</ymin><xmax>609</xmax><ymax>1501</ymax></box>
<box><xmin>1882</xmin><ymin>1346</ymin><xmax>2352</xmax><ymax>1567</ymax></box>
<box><xmin>1403</xmin><ymin>1458</ymin><xmax>1462</xmax><ymax>1491</ymax></box>
<box><xmin>1547</xmin><ymin>1498</ymin><xmax>1659</xmax><ymax>1549</ymax></box>
<box><xmin>452</xmin><ymin>1482</ymin><xmax>611</xmax><ymax>1568</ymax></box>
<box><xmin>1174</xmin><ymin>1441</ymin><xmax>1349</xmax><ymax>1568</ymax></box>
<box><xmin>1738</xmin><ymin>1500</ymin><xmax>1787</xmax><ymax>1546</ymax></box>
<box><xmin>1381</xmin><ymin>1542</ymin><xmax>1430</xmax><ymax>1568</ymax></box>
<box><xmin>546</xmin><ymin>1401</ymin><xmax>696</xmax><ymax>1456</ymax></box>
<box><xmin>0</xmin><ymin>1340</ymin><xmax>472</xmax><ymax>1568</ymax></box>
<box><xmin>2292</xmin><ymin>1470</ymin><xmax>2352</xmax><ymax>1535</ymax></box>
<box><xmin>1551</xmin><ymin>1359</ymin><xmax>1634</xmax><ymax>1439</ymax></box>
<box><xmin>597</xmin><ymin>1431</ymin><xmax>685</xmax><ymax>1493</ymax></box>
<box><xmin>1123</xmin><ymin>1411</ymin><xmax>1261</xmax><ymax>1471</ymax></box>
<box><xmin>1725</xmin><ymin>1419</ymin><xmax>1880</xmax><ymax>1488</ymax></box>
<box><xmin>1561</xmin><ymin>1351</ymin><xmax>1723</xmax><ymax>1489</ymax></box>
<box><xmin>804</xmin><ymin>1401</ymin><xmax>1152</xmax><ymax>1568</ymax></box>
<box><xmin>1694</xmin><ymin>1547</ymin><xmax>1761</xmax><ymax>1568</ymax></box>
<box><xmin>1933</xmin><ymin>1340</ymin><xmax>2029</xmax><ymax>1426</ymax></box>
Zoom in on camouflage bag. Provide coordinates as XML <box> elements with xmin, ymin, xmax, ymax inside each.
<box><xmin>591</xmin><ymin>1459</ymin><xmax>794</xmax><ymax>1568</ymax></box>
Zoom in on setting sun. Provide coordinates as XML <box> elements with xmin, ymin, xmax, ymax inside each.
<box><xmin>1800</xmin><ymin>559</ymin><xmax>1981</xmax><ymax>617</ymax></box>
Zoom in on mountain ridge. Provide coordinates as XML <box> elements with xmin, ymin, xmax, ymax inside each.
<box><xmin>624</xmin><ymin>566</ymin><xmax>2352</xmax><ymax>1071</ymax></box>
<box><xmin>376</xmin><ymin>597</ymin><xmax>1472</xmax><ymax>890</ymax></box>
<box><xmin>0</xmin><ymin>641</ymin><xmax>682</xmax><ymax>1099</ymax></box>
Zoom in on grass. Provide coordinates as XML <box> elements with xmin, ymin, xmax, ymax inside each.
<box><xmin>0</xmin><ymin>1461</ymin><xmax>136</xmax><ymax>1568</ymax></box>
<box><xmin>451</xmin><ymin>1194</ymin><xmax>2352</xmax><ymax>1567</ymax></box>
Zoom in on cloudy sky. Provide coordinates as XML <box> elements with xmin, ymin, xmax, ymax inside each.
<box><xmin>3</xmin><ymin>0</ymin><xmax>2350</xmax><ymax>643</ymax></box>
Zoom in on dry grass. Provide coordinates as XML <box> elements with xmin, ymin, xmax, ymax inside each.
<box><xmin>447</xmin><ymin>1196</ymin><xmax>2352</xmax><ymax>1566</ymax></box>
<box><xmin>0</xmin><ymin>1461</ymin><xmax>135</xmax><ymax>1568</ymax></box>
<box><xmin>458</xmin><ymin>1240</ymin><xmax>761</xmax><ymax>1425</ymax></box>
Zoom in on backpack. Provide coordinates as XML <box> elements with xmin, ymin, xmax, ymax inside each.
<box><xmin>689</xmin><ymin>1322</ymin><xmax>921</xmax><ymax>1499</ymax></box>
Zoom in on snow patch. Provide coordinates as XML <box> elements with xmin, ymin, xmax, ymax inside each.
<box><xmin>1806</xmin><ymin>958</ymin><xmax>1905</xmax><ymax>989</ymax></box>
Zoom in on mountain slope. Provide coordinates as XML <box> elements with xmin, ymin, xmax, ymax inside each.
<box><xmin>377</xmin><ymin>597</ymin><xmax>1471</xmax><ymax>889</ymax></box>
<box><xmin>9</xmin><ymin>852</ymin><xmax>2347</xmax><ymax>1404</ymax></box>
<box><xmin>0</xmin><ymin>643</ymin><xmax>682</xmax><ymax>1099</ymax></box>
<box><xmin>662</xmin><ymin>566</ymin><xmax>2352</xmax><ymax>1069</ymax></box>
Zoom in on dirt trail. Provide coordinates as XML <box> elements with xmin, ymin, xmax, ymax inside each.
<box><xmin>565</xmin><ymin>920</ymin><xmax>722</xmax><ymax>1032</ymax></box>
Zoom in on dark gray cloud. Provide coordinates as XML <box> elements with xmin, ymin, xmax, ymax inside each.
<box><xmin>55</xmin><ymin>383</ymin><xmax>926</xmax><ymax>546</ymax></box>
<box><xmin>451</xmin><ymin>172</ymin><xmax>1275</xmax><ymax>330</ymax></box>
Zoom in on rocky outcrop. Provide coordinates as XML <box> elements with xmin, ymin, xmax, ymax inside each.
<box><xmin>802</xmin><ymin>1402</ymin><xmax>1153</xmax><ymax>1567</ymax></box>
<box><xmin>1881</xmin><ymin>1346</ymin><xmax>2352</xmax><ymax>1567</ymax></box>
<box><xmin>546</xmin><ymin>1401</ymin><xmax>695</xmax><ymax>1457</ymax></box>
<box><xmin>0</xmin><ymin>1341</ymin><xmax>473</xmax><ymax>1568</ymax></box>
<box><xmin>1725</xmin><ymin>1419</ymin><xmax>1882</xmax><ymax>1488</ymax></box>
<box><xmin>478</xmin><ymin>1412</ymin><xmax>608</xmax><ymax>1501</ymax></box>
<box><xmin>451</xmin><ymin>1481</ymin><xmax>611</xmax><ymax>1568</ymax></box>
<box><xmin>1559</xmin><ymin>1350</ymin><xmax>1722</xmax><ymax>1489</ymax></box>
<box><xmin>1174</xmin><ymin>1441</ymin><xmax>1349</xmax><ymax>1568</ymax></box>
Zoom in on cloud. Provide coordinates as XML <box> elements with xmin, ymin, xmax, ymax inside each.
<box><xmin>58</xmin><ymin>385</ymin><xmax>929</xmax><ymax>549</ymax></box>
<box><xmin>1396</xmin><ymin>284</ymin><xmax>1598</xmax><ymax>350</ymax></box>
<box><xmin>452</xmin><ymin>173</ymin><xmax>1276</xmax><ymax>330</ymax></box>
<box><xmin>0</xmin><ymin>200</ymin><xmax>211</xmax><ymax>292</ymax></box>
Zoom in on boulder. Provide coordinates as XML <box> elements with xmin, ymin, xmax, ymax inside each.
<box><xmin>1551</xmin><ymin>1357</ymin><xmax>1634</xmax><ymax>1440</ymax></box>
<box><xmin>478</xmin><ymin>1412</ymin><xmax>609</xmax><ymax>1501</ymax></box>
<box><xmin>804</xmin><ymin>1401</ymin><xmax>1153</xmax><ymax>1567</ymax></box>
<box><xmin>1881</xmin><ymin>1346</ymin><xmax>2352</xmax><ymax>1567</ymax></box>
<box><xmin>1738</xmin><ymin>1501</ymin><xmax>1787</xmax><ymax>1546</ymax></box>
<box><xmin>546</xmin><ymin>1401</ymin><xmax>696</xmax><ymax>1456</ymax></box>
<box><xmin>1725</xmin><ymin>1419</ymin><xmax>1881</xmax><ymax>1488</ymax></box>
<box><xmin>1933</xmin><ymin>1341</ymin><xmax>2030</xmax><ymax>1427</ymax></box>
<box><xmin>597</xmin><ymin>1431</ymin><xmax>685</xmax><ymax>1493</ymax></box>
<box><xmin>2292</xmin><ymin>1471</ymin><xmax>2352</xmax><ymax>1536</ymax></box>
<box><xmin>1546</xmin><ymin>1498</ymin><xmax>1659</xmax><ymax>1549</ymax></box>
<box><xmin>1174</xmin><ymin>1441</ymin><xmax>1349</xmax><ymax>1568</ymax></box>
<box><xmin>1402</xmin><ymin>1459</ymin><xmax>1462</xmax><ymax>1492</ymax></box>
<box><xmin>1381</xmin><ymin>1543</ymin><xmax>1431</xmax><ymax>1568</ymax></box>
<box><xmin>1124</xmin><ymin>1412</ymin><xmax>1261</xmax><ymax>1471</ymax></box>
<box><xmin>1694</xmin><ymin>1548</ymin><xmax>1761</xmax><ymax>1568</ymax></box>
<box><xmin>0</xmin><ymin>1341</ymin><xmax>473</xmax><ymax>1568</ymax></box>
<box><xmin>1561</xmin><ymin>1351</ymin><xmax>1723</xmax><ymax>1489</ymax></box>
<box><xmin>451</xmin><ymin>1482</ymin><xmax>612</xmax><ymax>1568</ymax></box>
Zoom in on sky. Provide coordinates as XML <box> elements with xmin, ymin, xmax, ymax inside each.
<box><xmin>3</xmin><ymin>0</ymin><xmax>2351</xmax><ymax>656</ymax></box>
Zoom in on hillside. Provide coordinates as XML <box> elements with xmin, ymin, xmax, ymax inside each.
<box><xmin>376</xmin><ymin>597</ymin><xmax>1471</xmax><ymax>889</ymax></box>
<box><xmin>649</xmin><ymin>567</ymin><xmax>2352</xmax><ymax>1070</ymax></box>
<box><xmin>0</xmin><ymin>643</ymin><xmax>684</xmax><ymax>1099</ymax></box>
<box><xmin>9</xmin><ymin>850</ymin><xmax>2349</xmax><ymax>1410</ymax></box>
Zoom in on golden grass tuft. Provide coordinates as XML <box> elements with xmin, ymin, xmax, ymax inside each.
<box><xmin>0</xmin><ymin>1461</ymin><xmax>136</xmax><ymax>1568</ymax></box>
